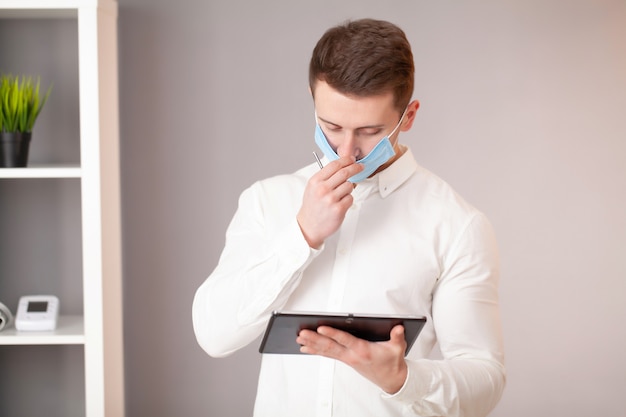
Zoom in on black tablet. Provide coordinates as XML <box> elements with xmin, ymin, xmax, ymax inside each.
<box><xmin>259</xmin><ymin>311</ymin><xmax>427</xmax><ymax>355</ymax></box>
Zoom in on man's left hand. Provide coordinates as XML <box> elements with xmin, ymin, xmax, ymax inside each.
<box><xmin>296</xmin><ymin>324</ymin><xmax>408</xmax><ymax>394</ymax></box>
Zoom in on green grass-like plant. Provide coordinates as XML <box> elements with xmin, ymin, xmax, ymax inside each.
<box><xmin>0</xmin><ymin>74</ymin><xmax>52</xmax><ymax>133</ymax></box>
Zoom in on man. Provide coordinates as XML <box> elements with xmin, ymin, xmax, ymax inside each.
<box><xmin>193</xmin><ymin>18</ymin><xmax>505</xmax><ymax>417</ymax></box>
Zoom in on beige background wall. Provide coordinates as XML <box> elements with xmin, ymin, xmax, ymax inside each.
<box><xmin>118</xmin><ymin>1</ymin><xmax>626</xmax><ymax>415</ymax></box>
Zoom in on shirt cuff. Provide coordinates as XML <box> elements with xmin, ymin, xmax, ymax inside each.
<box><xmin>380</xmin><ymin>360</ymin><xmax>432</xmax><ymax>404</ymax></box>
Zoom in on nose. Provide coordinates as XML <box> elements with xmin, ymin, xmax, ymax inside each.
<box><xmin>336</xmin><ymin>131</ymin><xmax>361</xmax><ymax>159</ymax></box>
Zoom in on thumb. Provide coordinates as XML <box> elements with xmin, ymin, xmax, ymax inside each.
<box><xmin>390</xmin><ymin>324</ymin><xmax>406</xmax><ymax>344</ymax></box>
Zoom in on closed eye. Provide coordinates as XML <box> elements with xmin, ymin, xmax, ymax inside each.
<box><xmin>318</xmin><ymin>116</ymin><xmax>385</xmax><ymax>137</ymax></box>
<box><xmin>357</xmin><ymin>128</ymin><xmax>383</xmax><ymax>136</ymax></box>
<box><xmin>325</xmin><ymin>124</ymin><xmax>342</xmax><ymax>132</ymax></box>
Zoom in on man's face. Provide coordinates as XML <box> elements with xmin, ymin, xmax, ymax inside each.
<box><xmin>313</xmin><ymin>80</ymin><xmax>404</xmax><ymax>161</ymax></box>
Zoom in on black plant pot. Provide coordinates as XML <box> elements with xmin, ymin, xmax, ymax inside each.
<box><xmin>0</xmin><ymin>132</ymin><xmax>32</xmax><ymax>168</ymax></box>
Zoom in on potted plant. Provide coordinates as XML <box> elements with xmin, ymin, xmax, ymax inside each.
<box><xmin>0</xmin><ymin>74</ymin><xmax>52</xmax><ymax>167</ymax></box>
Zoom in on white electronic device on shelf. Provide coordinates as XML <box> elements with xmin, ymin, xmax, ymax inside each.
<box><xmin>15</xmin><ymin>295</ymin><xmax>59</xmax><ymax>331</ymax></box>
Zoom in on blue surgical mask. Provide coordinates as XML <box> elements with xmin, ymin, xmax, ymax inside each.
<box><xmin>314</xmin><ymin>107</ymin><xmax>408</xmax><ymax>183</ymax></box>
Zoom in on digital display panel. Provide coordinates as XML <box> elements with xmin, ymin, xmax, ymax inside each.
<box><xmin>27</xmin><ymin>301</ymin><xmax>48</xmax><ymax>313</ymax></box>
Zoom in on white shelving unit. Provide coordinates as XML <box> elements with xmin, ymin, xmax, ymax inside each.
<box><xmin>0</xmin><ymin>1</ymin><xmax>124</xmax><ymax>416</ymax></box>
<box><xmin>0</xmin><ymin>164</ymin><xmax>82</xmax><ymax>178</ymax></box>
<box><xmin>0</xmin><ymin>316</ymin><xmax>85</xmax><ymax>344</ymax></box>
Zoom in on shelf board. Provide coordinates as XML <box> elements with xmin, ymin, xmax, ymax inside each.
<box><xmin>0</xmin><ymin>1</ymin><xmax>117</xmax><ymax>19</ymax></box>
<box><xmin>0</xmin><ymin>0</ymin><xmax>98</xmax><ymax>5</ymax></box>
<box><xmin>0</xmin><ymin>9</ymin><xmax>76</xmax><ymax>18</ymax></box>
<box><xmin>0</xmin><ymin>164</ymin><xmax>81</xmax><ymax>178</ymax></box>
<box><xmin>0</xmin><ymin>315</ymin><xmax>85</xmax><ymax>345</ymax></box>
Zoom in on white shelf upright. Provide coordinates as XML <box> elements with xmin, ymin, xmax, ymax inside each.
<box><xmin>0</xmin><ymin>1</ymin><xmax>124</xmax><ymax>416</ymax></box>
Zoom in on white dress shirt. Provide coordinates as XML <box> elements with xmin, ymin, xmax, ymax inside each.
<box><xmin>193</xmin><ymin>147</ymin><xmax>505</xmax><ymax>417</ymax></box>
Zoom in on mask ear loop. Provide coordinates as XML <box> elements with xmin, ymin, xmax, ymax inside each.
<box><xmin>388</xmin><ymin>105</ymin><xmax>410</xmax><ymax>139</ymax></box>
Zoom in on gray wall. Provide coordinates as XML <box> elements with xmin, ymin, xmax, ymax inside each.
<box><xmin>119</xmin><ymin>1</ymin><xmax>626</xmax><ymax>416</ymax></box>
<box><xmin>2</xmin><ymin>0</ymin><xmax>624</xmax><ymax>416</ymax></box>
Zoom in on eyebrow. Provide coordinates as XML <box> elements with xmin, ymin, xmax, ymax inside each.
<box><xmin>317</xmin><ymin>116</ymin><xmax>386</xmax><ymax>130</ymax></box>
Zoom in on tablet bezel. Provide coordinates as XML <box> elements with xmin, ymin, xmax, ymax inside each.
<box><xmin>259</xmin><ymin>311</ymin><xmax>427</xmax><ymax>355</ymax></box>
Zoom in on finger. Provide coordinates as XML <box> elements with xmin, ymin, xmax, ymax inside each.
<box><xmin>389</xmin><ymin>325</ymin><xmax>407</xmax><ymax>353</ymax></box>
<box><xmin>297</xmin><ymin>328</ymin><xmax>345</xmax><ymax>357</ymax></box>
<box><xmin>320</xmin><ymin>158</ymin><xmax>363</xmax><ymax>187</ymax></box>
<box><xmin>319</xmin><ymin>156</ymin><xmax>356</xmax><ymax>179</ymax></box>
<box><xmin>329</xmin><ymin>182</ymin><xmax>356</xmax><ymax>207</ymax></box>
<box><xmin>390</xmin><ymin>324</ymin><xmax>405</xmax><ymax>342</ymax></box>
<box><xmin>296</xmin><ymin>329</ymin><xmax>316</xmax><ymax>353</ymax></box>
<box><xmin>317</xmin><ymin>326</ymin><xmax>361</xmax><ymax>350</ymax></box>
<box><xmin>312</xmin><ymin>172</ymin><xmax>357</xmax><ymax>209</ymax></box>
<box><xmin>328</xmin><ymin>163</ymin><xmax>363</xmax><ymax>188</ymax></box>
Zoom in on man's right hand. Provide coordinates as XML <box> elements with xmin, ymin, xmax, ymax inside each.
<box><xmin>296</xmin><ymin>156</ymin><xmax>364</xmax><ymax>249</ymax></box>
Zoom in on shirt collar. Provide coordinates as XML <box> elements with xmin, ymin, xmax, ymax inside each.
<box><xmin>357</xmin><ymin>146</ymin><xmax>418</xmax><ymax>198</ymax></box>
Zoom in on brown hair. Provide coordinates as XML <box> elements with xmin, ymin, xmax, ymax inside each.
<box><xmin>309</xmin><ymin>18</ymin><xmax>414</xmax><ymax>112</ymax></box>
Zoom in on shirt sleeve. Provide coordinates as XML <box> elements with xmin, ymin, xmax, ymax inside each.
<box><xmin>384</xmin><ymin>212</ymin><xmax>506</xmax><ymax>417</ymax></box>
<box><xmin>192</xmin><ymin>180</ymin><xmax>320</xmax><ymax>357</ymax></box>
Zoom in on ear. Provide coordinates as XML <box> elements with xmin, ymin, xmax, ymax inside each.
<box><xmin>399</xmin><ymin>100</ymin><xmax>420</xmax><ymax>132</ymax></box>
